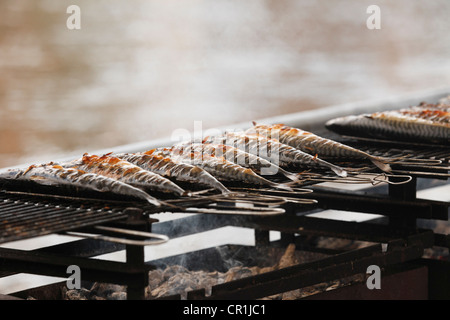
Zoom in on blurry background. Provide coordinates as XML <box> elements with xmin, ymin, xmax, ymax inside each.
<box><xmin>1</xmin><ymin>0</ymin><xmax>449</xmax><ymax>169</ymax></box>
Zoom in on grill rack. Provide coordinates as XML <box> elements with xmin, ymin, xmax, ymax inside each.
<box><xmin>0</xmin><ymin>120</ymin><xmax>449</xmax><ymax>300</ymax></box>
<box><xmin>0</xmin><ymin>185</ymin><xmax>304</xmax><ymax>245</ymax></box>
<box><xmin>0</xmin><ymin>191</ymin><xmax>131</xmax><ymax>244</ymax></box>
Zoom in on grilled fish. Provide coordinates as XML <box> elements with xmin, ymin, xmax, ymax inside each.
<box><xmin>114</xmin><ymin>151</ymin><xmax>232</xmax><ymax>195</ymax></box>
<box><xmin>420</xmin><ymin>100</ymin><xmax>450</xmax><ymax>112</ymax></box>
<box><xmin>62</xmin><ymin>153</ymin><xmax>188</xmax><ymax>197</ymax></box>
<box><xmin>155</xmin><ymin>147</ymin><xmax>295</xmax><ymax>190</ymax></box>
<box><xmin>399</xmin><ymin>107</ymin><xmax>449</xmax><ymax>124</ymax></box>
<box><xmin>325</xmin><ymin>108</ymin><xmax>450</xmax><ymax>145</ymax></box>
<box><xmin>204</xmin><ymin>132</ymin><xmax>348</xmax><ymax>177</ymax></box>
<box><xmin>0</xmin><ymin>164</ymin><xmax>163</xmax><ymax>206</ymax></box>
<box><xmin>175</xmin><ymin>141</ymin><xmax>301</xmax><ymax>182</ymax></box>
<box><xmin>248</xmin><ymin>122</ymin><xmax>392</xmax><ymax>172</ymax></box>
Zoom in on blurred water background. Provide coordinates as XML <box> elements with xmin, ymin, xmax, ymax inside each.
<box><xmin>1</xmin><ymin>0</ymin><xmax>450</xmax><ymax>168</ymax></box>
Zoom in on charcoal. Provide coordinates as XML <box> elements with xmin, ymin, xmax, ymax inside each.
<box><xmin>62</xmin><ymin>243</ymin><xmax>334</xmax><ymax>300</ymax></box>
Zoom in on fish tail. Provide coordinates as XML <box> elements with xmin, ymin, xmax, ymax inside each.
<box><xmin>370</xmin><ymin>157</ymin><xmax>392</xmax><ymax>173</ymax></box>
<box><xmin>273</xmin><ymin>182</ymin><xmax>294</xmax><ymax>191</ymax></box>
<box><xmin>182</xmin><ymin>190</ymin><xmax>193</xmax><ymax>197</ymax></box>
<box><xmin>314</xmin><ymin>157</ymin><xmax>348</xmax><ymax>177</ymax></box>
<box><xmin>280</xmin><ymin>169</ymin><xmax>304</xmax><ymax>183</ymax></box>
<box><xmin>329</xmin><ymin>165</ymin><xmax>348</xmax><ymax>177</ymax></box>
<box><xmin>142</xmin><ymin>192</ymin><xmax>163</xmax><ymax>207</ymax></box>
<box><xmin>217</xmin><ymin>185</ymin><xmax>233</xmax><ymax>195</ymax></box>
<box><xmin>153</xmin><ymin>197</ymin><xmax>184</xmax><ymax>210</ymax></box>
<box><xmin>269</xmin><ymin>177</ymin><xmax>306</xmax><ymax>191</ymax></box>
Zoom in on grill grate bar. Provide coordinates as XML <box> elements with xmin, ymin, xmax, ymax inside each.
<box><xmin>0</xmin><ymin>203</ymin><xmax>56</xmax><ymax>220</ymax></box>
<box><xmin>0</xmin><ymin>190</ymin><xmax>129</xmax><ymax>244</ymax></box>
<box><xmin>2</xmin><ymin>207</ymin><xmax>98</xmax><ymax>232</ymax></box>
<box><xmin>0</xmin><ymin>202</ymin><xmax>118</xmax><ymax>223</ymax></box>
<box><xmin>1</xmin><ymin>210</ymin><xmax>126</xmax><ymax>243</ymax></box>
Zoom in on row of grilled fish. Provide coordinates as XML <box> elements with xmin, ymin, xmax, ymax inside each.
<box><xmin>325</xmin><ymin>101</ymin><xmax>450</xmax><ymax>145</ymax></box>
<box><xmin>0</xmin><ymin>122</ymin><xmax>397</xmax><ymax>207</ymax></box>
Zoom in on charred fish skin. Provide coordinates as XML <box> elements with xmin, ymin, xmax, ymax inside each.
<box><xmin>167</xmin><ymin>149</ymin><xmax>264</xmax><ymax>184</ymax></box>
<box><xmin>175</xmin><ymin>141</ymin><xmax>299</xmax><ymax>181</ymax></box>
<box><xmin>325</xmin><ymin>114</ymin><xmax>381</xmax><ymax>139</ymax></box>
<box><xmin>162</xmin><ymin>147</ymin><xmax>293</xmax><ymax>190</ymax></box>
<box><xmin>115</xmin><ymin>151</ymin><xmax>232</xmax><ymax>195</ymax></box>
<box><xmin>326</xmin><ymin>111</ymin><xmax>450</xmax><ymax>145</ymax></box>
<box><xmin>0</xmin><ymin>164</ymin><xmax>163</xmax><ymax>206</ymax></box>
<box><xmin>247</xmin><ymin>123</ymin><xmax>391</xmax><ymax>172</ymax></box>
<box><xmin>419</xmin><ymin>101</ymin><xmax>450</xmax><ymax>113</ymax></box>
<box><xmin>402</xmin><ymin>107</ymin><xmax>450</xmax><ymax>124</ymax></box>
<box><xmin>205</xmin><ymin>132</ymin><xmax>348</xmax><ymax>177</ymax></box>
<box><xmin>63</xmin><ymin>153</ymin><xmax>188</xmax><ymax>197</ymax></box>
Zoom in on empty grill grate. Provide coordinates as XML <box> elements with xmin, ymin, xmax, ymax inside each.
<box><xmin>0</xmin><ymin>191</ymin><xmax>132</xmax><ymax>244</ymax></box>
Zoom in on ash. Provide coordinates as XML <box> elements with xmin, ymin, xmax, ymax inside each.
<box><xmin>63</xmin><ymin>243</ymin><xmax>358</xmax><ymax>300</ymax></box>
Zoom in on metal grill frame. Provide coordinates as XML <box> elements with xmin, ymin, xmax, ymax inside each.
<box><xmin>1</xmin><ymin>173</ymin><xmax>447</xmax><ymax>300</ymax></box>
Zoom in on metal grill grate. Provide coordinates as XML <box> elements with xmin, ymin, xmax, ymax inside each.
<box><xmin>0</xmin><ymin>190</ymin><xmax>131</xmax><ymax>244</ymax></box>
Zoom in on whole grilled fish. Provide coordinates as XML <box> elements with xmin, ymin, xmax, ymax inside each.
<box><xmin>62</xmin><ymin>153</ymin><xmax>188</xmax><ymax>197</ymax></box>
<box><xmin>204</xmin><ymin>132</ymin><xmax>348</xmax><ymax>177</ymax></box>
<box><xmin>114</xmin><ymin>150</ymin><xmax>232</xmax><ymax>195</ymax></box>
<box><xmin>175</xmin><ymin>141</ymin><xmax>302</xmax><ymax>182</ymax></box>
<box><xmin>0</xmin><ymin>164</ymin><xmax>163</xmax><ymax>206</ymax></box>
<box><xmin>325</xmin><ymin>109</ymin><xmax>450</xmax><ymax>145</ymax></box>
<box><xmin>156</xmin><ymin>147</ymin><xmax>295</xmax><ymax>190</ymax></box>
<box><xmin>248</xmin><ymin>122</ymin><xmax>392</xmax><ymax>172</ymax></box>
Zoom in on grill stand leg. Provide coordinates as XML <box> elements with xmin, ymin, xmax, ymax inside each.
<box><xmin>122</xmin><ymin>207</ymin><xmax>152</xmax><ymax>300</ymax></box>
<box><xmin>125</xmin><ymin>244</ymin><xmax>148</xmax><ymax>300</ymax></box>
<box><xmin>388</xmin><ymin>176</ymin><xmax>417</xmax><ymax>228</ymax></box>
<box><xmin>280</xmin><ymin>203</ymin><xmax>297</xmax><ymax>245</ymax></box>
<box><xmin>253</xmin><ymin>203</ymin><xmax>297</xmax><ymax>248</ymax></box>
<box><xmin>254</xmin><ymin>230</ymin><xmax>270</xmax><ymax>247</ymax></box>
<box><xmin>388</xmin><ymin>176</ymin><xmax>417</xmax><ymax>200</ymax></box>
